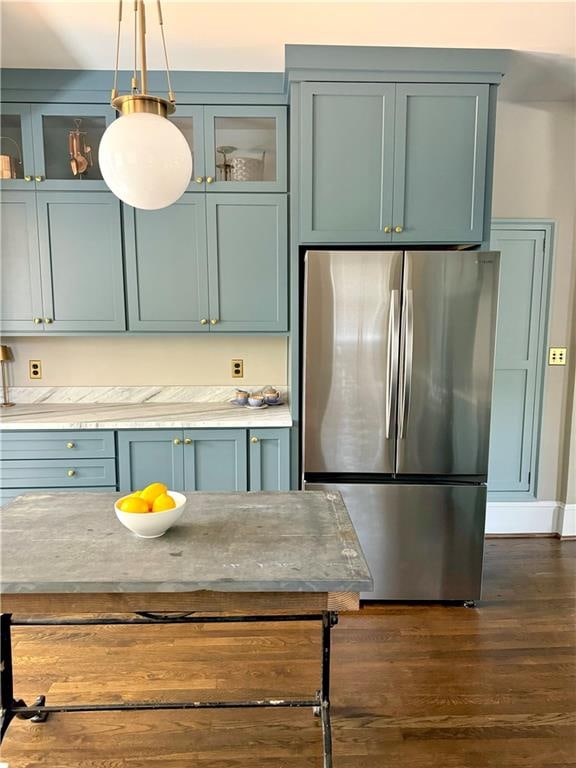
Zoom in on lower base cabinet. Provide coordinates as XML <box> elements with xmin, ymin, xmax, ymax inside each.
<box><xmin>249</xmin><ymin>429</ymin><xmax>290</xmax><ymax>491</ymax></box>
<box><xmin>118</xmin><ymin>428</ymin><xmax>290</xmax><ymax>493</ymax></box>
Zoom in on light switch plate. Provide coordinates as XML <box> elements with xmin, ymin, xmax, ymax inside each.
<box><xmin>548</xmin><ymin>347</ymin><xmax>567</xmax><ymax>366</ymax></box>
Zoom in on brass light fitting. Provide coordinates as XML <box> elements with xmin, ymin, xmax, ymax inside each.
<box><xmin>0</xmin><ymin>344</ymin><xmax>14</xmax><ymax>407</ymax></box>
<box><xmin>110</xmin><ymin>1</ymin><xmax>176</xmax><ymax>118</ymax></box>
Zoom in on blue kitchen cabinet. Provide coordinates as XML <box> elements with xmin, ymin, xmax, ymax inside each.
<box><xmin>488</xmin><ymin>226</ymin><xmax>549</xmax><ymax>497</ymax></box>
<box><xmin>183</xmin><ymin>429</ymin><xmax>247</xmax><ymax>491</ymax></box>
<box><xmin>299</xmin><ymin>82</ymin><xmax>395</xmax><ymax>243</ymax></box>
<box><xmin>124</xmin><ymin>196</ymin><xmax>210</xmax><ymax>331</ymax></box>
<box><xmin>0</xmin><ymin>104</ymin><xmax>35</xmax><ymax>190</ymax></box>
<box><xmin>169</xmin><ymin>105</ymin><xmax>206</xmax><ymax>193</ymax></box>
<box><xmin>299</xmin><ymin>82</ymin><xmax>489</xmax><ymax>244</ymax></box>
<box><xmin>118</xmin><ymin>429</ymin><xmax>248</xmax><ymax>492</ymax></box>
<box><xmin>391</xmin><ymin>84</ymin><xmax>489</xmax><ymax>243</ymax></box>
<box><xmin>30</xmin><ymin>103</ymin><xmax>116</xmax><ymax>191</ymax></box>
<box><xmin>0</xmin><ymin>430</ymin><xmax>117</xmax><ymax>505</ymax></box>
<box><xmin>206</xmin><ymin>194</ymin><xmax>288</xmax><ymax>331</ymax></box>
<box><xmin>117</xmin><ymin>431</ymin><xmax>186</xmax><ymax>493</ymax></box>
<box><xmin>203</xmin><ymin>106</ymin><xmax>287</xmax><ymax>192</ymax></box>
<box><xmin>36</xmin><ymin>191</ymin><xmax>126</xmax><ymax>331</ymax></box>
<box><xmin>0</xmin><ymin>191</ymin><xmax>44</xmax><ymax>332</ymax></box>
<box><xmin>249</xmin><ymin>428</ymin><xmax>290</xmax><ymax>491</ymax></box>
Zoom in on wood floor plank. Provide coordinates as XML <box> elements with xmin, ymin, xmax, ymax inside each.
<box><xmin>2</xmin><ymin>539</ymin><xmax>575</xmax><ymax>767</ymax></box>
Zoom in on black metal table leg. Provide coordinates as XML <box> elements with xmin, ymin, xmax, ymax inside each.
<box><xmin>2</xmin><ymin>610</ymin><xmax>339</xmax><ymax>766</ymax></box>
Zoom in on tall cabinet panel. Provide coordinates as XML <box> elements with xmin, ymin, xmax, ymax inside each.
<box><xmin>36</xmin><ymin>192</ymin><xmax>125</xmax><ymax>331</ymax></box>
<box><xmin>0</xmin><ymin>192</ymin><xmax>43</xmax><ymax>332</ymax></box>
<box><xmin>299</xmin><ymin>83</ymin><xmax>395</xmax><ymax>242</ymax></box>
<box><xmin>488</xmin><ymin>229</ymin><xmax>546</xmax><ymax>494</ymax></box>
<box><xmin>124</xmin><ymin>196</ymin><xmax>210</xmax><ymax>331</ymax></box>
<box><xmin>391</xmin><ymin>84</ymin><xmax>489</xmax><ymax>243</ymax></box>
<box><xmin>249</xmin><ymin>429</ymin><xmax>290</xmax><ymax>491</ymax></box>
<box><xmin>206</xmin><ymin>194</ymin><xmax>288</xmax><ymax>331</ymax></box>
<box><xmin>183</xmin><ymin>430</ymin><xmax>247</xmax><ymax>491</ymax></box>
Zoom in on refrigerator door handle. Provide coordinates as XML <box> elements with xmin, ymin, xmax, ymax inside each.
<box><xmin>399</xmin><ymin>289</ymin><xmax>414</xmax><ymax>439</ymax></box>
<box><xmin>386</xmin><ymin>290</ymin><xmax>400</xmax><ymax>439</ymax></box>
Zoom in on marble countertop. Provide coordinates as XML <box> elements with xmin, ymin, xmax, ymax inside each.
<box><xmin>1</xmin><ymin>491</ymin><xmax>373</xmax><ymax>594</ymax></box>
<box><xmin>0</xmin><ymin>402</ymin><xmax>292</xmax><ymax>430</ymax></box>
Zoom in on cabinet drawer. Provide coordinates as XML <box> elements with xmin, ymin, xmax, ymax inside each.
<box><xmin>1</xmin><ymin>459</ymin><xmax>116</xmax><ymax>488</ymax></box>
<box><xmin>1</xmin><ymin>431</ymin><xmax>115</xmax><ymax>460</ymax></box>
<box><xmin>1</xmin><ymin>486</ymin><xmax>116</xmax><ymax>507</ymax></box>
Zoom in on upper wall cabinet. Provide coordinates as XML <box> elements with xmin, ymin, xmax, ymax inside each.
<box><xmin>1</xmin><ymin>104</ymin><xmax>115</xmax><ymax>191</ymax></box>
<box><xmin>124</xmin><ymin>193</ymin><xmax>287</xmax><ymax>332</ymax></box>
<box><xmin>172</xmin><ymin>106</ymin><xmax>287</xmax><ymax>193</ymax></box>
<box><xmin>299</xmin><ymin>82</ymin><xmax>489</xmax><ymax>244</ymax></box>
<box><xmin>0</xmin><ymin>191</ymin><xmax>125</xmax><ymax>332</ymax></box>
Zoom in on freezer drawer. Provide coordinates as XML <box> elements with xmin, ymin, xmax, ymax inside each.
<box><xmin>305</xmin><ymin>482</ymin><xmax>486</xmax><ymax>601</ymax></box>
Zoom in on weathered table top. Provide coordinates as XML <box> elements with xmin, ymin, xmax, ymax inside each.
<box><xmin>1</xmin><ymin>491</ymin><xmax>373</xmax><ymax>595</ymax></box>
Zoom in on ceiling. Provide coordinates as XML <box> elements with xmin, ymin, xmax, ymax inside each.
<box><xmin>1</xmin><ymin>1</ymin><xmax>575</xmax><ymax>101</ymax></box>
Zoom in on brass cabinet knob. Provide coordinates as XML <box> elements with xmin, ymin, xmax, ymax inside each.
<box><xmin>210</xmin><ymin>318</ymin><xmax>218</xmax><ymax>325</ymax></box>
<box><xmin>394</xmin><ymin>226</ymin><xmax>403</xmax><ymax>233</ymax></box>
<box><xmin>44</xmin><ymin>317</ymin><xmax>53</xmax><ymax>324</ymax></box>
<box><xmin>33</xmin><ymin>317</ymin><xmax>42</xmax><ymax>325</ymax></box>
<box><xmin>206</xmin><ymin>176</ymin><xmax>214</xmax><ymax>184</ymax></box>
<box><xmin>66</xmin><ymin>442</ymin><xmax>75</xmax><ymax>449</ymax></box>
<box><xmin>24</xmin><ymin>175</ymin><xmax>33</xmax><ymax>182</ymax></box>
<box><xmin>383</xmin><ymin>225</ymin><xmax>392</xmax><ymax>233</ymax></box>
<box><xmin>67</xmin><ymin>469</ymin><xmax>76</xmax><ymax>477</ymax></box>
<box><xmin>173</xmin><ymin>438</ymin><xmax>182</xmax><ymax>446</ymax></box>
<box><xmin>195</xmin><ymin>176</ymin><xmax>204</xmax><ymax>184</ymax></box>
<box><xmin>184</xmin><ymin>438</ymin><xmax>193</xmax><ymax>445</ymax></box>
<box><xmin>35</xmin><ymin>176</ymin><xmax>43</xmax><ymax>182</ymax></box>
<box><xmin>200</xmin><ymin>318</ymin><xmax>208</xmax><ymax>325</ymax></box>
<box><xmin>251</xmin><ymin>437</ymin><xmax>259</xmax><ymax>444</ymax></box>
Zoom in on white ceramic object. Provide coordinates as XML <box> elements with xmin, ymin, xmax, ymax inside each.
<box><xmin>114</xmin><ymin>491</ymin><xmax>187</xmax><ymax>538</ymax></box>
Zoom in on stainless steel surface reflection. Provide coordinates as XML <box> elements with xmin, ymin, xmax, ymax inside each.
<box><xmin>305</xmin><ymin>482</ymin><xmax>487</xmax><ymax>601</ymax></box>
<box><xmin>303</xmin><ymin>251</ymin><xmax>403</xmax><ymax>474</ymax></box>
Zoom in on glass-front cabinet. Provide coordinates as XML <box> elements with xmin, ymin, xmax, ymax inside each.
<box><xmin>31</xmin><ymin>104</ymin><xmax>115</xmax><ymax>190</ymax></box>
<box><xmin>1</xmin><ymin>103</ymin><xmax>115</xmax><ymax>190</ymax></box>
<box><xmin>0</xmin><ymin>104</ymin><xmax>35</xmax><ymax>189</ymax></box>
<box><xmin>171</xmin><ymin>106</ymin><xmax>287</xmax><ymax>193</ymax></box>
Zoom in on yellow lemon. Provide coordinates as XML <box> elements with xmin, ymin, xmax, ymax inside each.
<box><xmin>119</xmin><ymin>496</ymin><xmax>151</xmax><ymax>514</ymax></box>
<box><xmin>152</xmin><ymin>492</ymin><xmax>177</xmax><ymax>512</ymax></box>
<box><xmin>140</xmin><ymin>482</ymin><xmax>168</xmax><ymax>505</ymax></box>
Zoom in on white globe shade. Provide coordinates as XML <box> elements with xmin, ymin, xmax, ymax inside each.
<box><xmin>99</xmin><ymin>112</ymin><xmax>192</xmax><ymax>210</ymax></box>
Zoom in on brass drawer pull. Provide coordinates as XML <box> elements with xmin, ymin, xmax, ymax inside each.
<box><xmin>173</xmin><ymin>438</ymin><xmax>182</xmax><ymax>446</ymax></box>
<box><xmin>206</xmin><ymin>176</ymin><xmax>214</xmax><ymax>184</ymax></box>
<box><xmin>24</xmin><ymin>175</ymin><xmax>33</xmax><ymax>182</ymax></box>
<box><xmin>195</xmin><ymin>176</ymin><xmax>204</xmax><ymax>184</ymax></box>
<box><xmin>394</xmin><ymin>226</ymin><xmax>403</xmax><ymax>234</ymax></box>
<box><xmin>383</xmin><ymin>225</ymin><xmax>392</xmax><ymax>233</ymax></box>
<box><xmin>35</xmin><ymin>175</ymin><xmax>43</xmax><ymax>182</ymax></box>
<box><xmin>67</xmin><ymin>469</ymin><xmax>76</xmax><ymax>477</ymax></box>
<box><xmin>66</xmin><ymin>442</ymin><xmax>75</xmax><ymax>449</ymax></box>
<box><xmin>200</xmin><ymin>318</ymin><xmax>208</xmax><ymax>325</ymax></box>
<box><xmin>251</xmin><ymin>437</ymin><xmax>259</xmax><ymax>444</ymax></box>
<box><xmin>44</xmin><ymin>317</ymin><xmax>53</xmax><ymax>324</ymax></box>
<box><xmin>210</xmin><ymin>318</ymin><xmax>218</xmax><ymax>325</ymax></box>
<box><xmin>184</xmin><ymin>438</ymin><xmax>193</xmax><ymax>445</ymax></box>
<box><xmin>33</xmin><ymin>317</ymin><xmax>42</xmax><ymax>325</ymax></box>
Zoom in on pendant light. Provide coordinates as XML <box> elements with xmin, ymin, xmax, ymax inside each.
<box><xmin>99</xmin><ymin>0</ymin><xmax>192</xmax><ymax>210</ymax></box>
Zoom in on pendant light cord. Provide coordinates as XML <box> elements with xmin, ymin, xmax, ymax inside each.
<box><xmin>157</xmin><ymin>0</ymin><xmax>175</xmax><ymax>102</ymax></box>
<box><xmin>111</xmin><ymin>0</ymin><xmax>122</xmax><ymax>100</ymax></box>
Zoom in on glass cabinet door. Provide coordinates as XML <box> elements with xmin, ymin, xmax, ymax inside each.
<box><xmin>169</xmin><ymin>106</ymin><xmax>206</xmax><ymax>192</ymax></box>
<box><xmin>0</xmin><ymin>104</ymin><xmax>35</xmax><ymax>190</ymax></box>
<box><xmin>204</xmin><ymin>106</ymin><xmax>287</xmax><ymax>192</ymax></box>
<box><xmin>31</xmin><ymin>104</ymin><xmax>115</xmax><ymax>190</ymax></box>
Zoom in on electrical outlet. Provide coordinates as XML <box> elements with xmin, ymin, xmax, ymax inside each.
<box><xmin>231</xmin><ymin>359</ymin><xmax>244</xmax><ymax>378</ymax></box>
<box><xmin>29</xmin><ymin>360</ymin><xmax>42</xmax><ymax>379</ymax></box>
<box><xmin>548</xmin><ymin>347</ymin><xmax>567</xmax><ymax>366</ymax></box>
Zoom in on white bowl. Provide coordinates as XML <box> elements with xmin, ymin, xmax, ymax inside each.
<box><xmin>114</xmin><ymin>491</ymin><xmax>187</xmax><ymax>538</ymax></box>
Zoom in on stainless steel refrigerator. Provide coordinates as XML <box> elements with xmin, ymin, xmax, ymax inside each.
<box><xmin>303</xmin><ymin>250</ymin><xmax>500</xmax><ymax>601</ymax></box>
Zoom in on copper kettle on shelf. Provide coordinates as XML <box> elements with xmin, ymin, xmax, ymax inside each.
<box><xmin>0</xmin><ymin>136</ymin><xmax>22</xmax><ymax>179</ymax></box>
<box><xmin>68</xmin><ymin>118</ymin><xmax>93</xmax><ymax>176</ymax></box>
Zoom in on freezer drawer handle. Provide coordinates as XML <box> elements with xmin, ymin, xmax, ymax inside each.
<box><xmin>386</xmin><ymin>290</ymin><xmax>400</xmax><ymax>439</ymax></box>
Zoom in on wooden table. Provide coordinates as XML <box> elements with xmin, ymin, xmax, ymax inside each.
<box><xmin>0</xmin><ymin>490</ymin><xmax>373</xmax><ymax>767</ymax></box>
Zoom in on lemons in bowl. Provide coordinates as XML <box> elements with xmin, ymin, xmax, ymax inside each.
<box><xmin>115</xmin><ymin>482</ymin><xmax>187</xmax><ymax>538</ymax></box>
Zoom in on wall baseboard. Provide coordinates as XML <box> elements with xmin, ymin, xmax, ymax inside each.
<box><xmin>486</xmin><ymin>501</ymin><xmax>574</xmax><ymax>537</ymax></box>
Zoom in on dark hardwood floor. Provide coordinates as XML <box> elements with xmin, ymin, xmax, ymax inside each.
<box><xmin>2</xmin><ymin>538</ymin><xmax>575</xmax><ymax>767</ymax></box>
